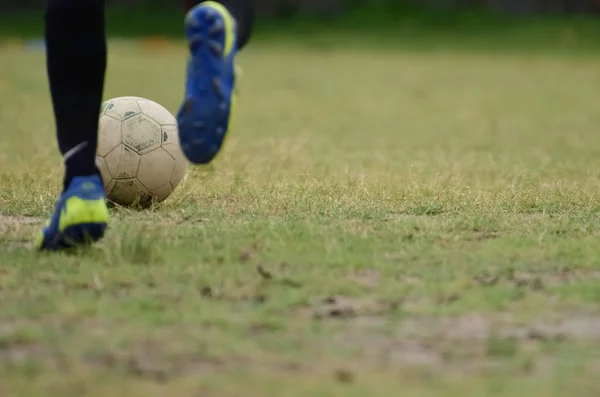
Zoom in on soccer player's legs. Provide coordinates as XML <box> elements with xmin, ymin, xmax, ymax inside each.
<box><xmin>37</xmin><ymin>0</ymin><xmax>109</xmax><ymax>251</ymax></box>
<box><xmin>177</xmin><ymin>0</ymin><xmax>255</xmax><ymax>164</ymax></box>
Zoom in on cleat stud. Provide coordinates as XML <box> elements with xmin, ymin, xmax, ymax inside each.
<box><xmin>189</xmin><ymin>34</ymin><xmax>204</xmax><ymax>45</ymax></box>
<box><xmin>204</xmin><ymin>9</ymin><xmax>216</xmax><ymax>21</ymax></box>
<box><xmin>209</xmin><ymin>20</ymin><xmax>225</xmax><ymax>35</ymax></box>
<box><xmin>186</xmin><ymin>13</ymin><xmax>200</xmax><ymax>27</ymax></box>
<box><xmin>213</xmin><ymin>79</ymin><xmax>224</xmax><ymax>97</ymax></box>
<box><xmin>208</xmin><ymin>40</ymin><xmax>223</xmax><ymax>55</ymax></box>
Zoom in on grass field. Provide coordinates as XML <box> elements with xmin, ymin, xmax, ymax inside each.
<box><xmin>1</xmin><ymin>37</ymin><xmax>600</xmax><ymax>396</ymax></box>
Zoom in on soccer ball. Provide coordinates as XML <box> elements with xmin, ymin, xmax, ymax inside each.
<box><xmin>96</xmin><ymin>96</ymin><xmax>187</xmax><ymax>207</ymax></box>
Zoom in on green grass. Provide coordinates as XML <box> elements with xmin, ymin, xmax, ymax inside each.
<box><xmin>2</xmin><ymin>37</ymin><xmax>600</xmax><ymax>396</ymax></box>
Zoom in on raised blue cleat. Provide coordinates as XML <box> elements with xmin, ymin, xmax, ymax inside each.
<box><xmin>177</xmin><ymin>1</ymin><xmax>238</xmax><ymax>164</ymax></box>
<box><xmin>36</xmin><ymin>175</ymin><xmax>109</xmax><ymax>251</ymax></box>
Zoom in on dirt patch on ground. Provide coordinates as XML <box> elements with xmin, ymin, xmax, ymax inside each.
<box><xmin>311</xmin><ymin>296</ymin><xmax>395</xmax><ymax>319</ymax></box>
<box><xmin>472</xmin><ymin>266</ymin><xmax>600</xmax><ymax>290</ymax></box>
<box><xmin>0</xmin><ymin>214</ymin><xmax>41</xmax><ymax>247</ymax></box>
<box><xmin>0</xmin><ymin>215</ymin><xmax>40</xmax><ymax>226</ymax></box>
<box><xmin>2</xmin><ymin>313</ymin><xmax>600</xmax><ymax>380</ymax></box>
<box><xmin>0</xmin><ymin>214</ymin><xmax>41</xmax><ymax>234</ymax></box>
<box><xmin>332</xmin><ymin>314</ymin><xmax>600</xmax><ymax>373</ymax></box>
<box><xmin>83</xmin><ymin>342</ymin><xmax>234</xmax><ymax>382</ymax></box>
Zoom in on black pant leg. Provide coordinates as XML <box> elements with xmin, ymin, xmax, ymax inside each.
<box><xmin>45</xmin><ymin>0</ymin><xmax>106</xmax><ymax>190</ymax></box>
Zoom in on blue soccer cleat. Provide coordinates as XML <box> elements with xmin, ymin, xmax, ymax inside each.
<box><xmin>36</xmin><ymin>174</ymin><xmax>109</xmax><ymax>251</ymax></box>
<box><xmin>177</xmin><ymin>1</ymin><xmax>238</xmax><ymax>164</ymax></box>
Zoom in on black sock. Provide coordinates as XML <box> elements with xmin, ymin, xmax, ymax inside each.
<box><xmin>45</xmin><ymin>0</ymin><xmax>106</xmax><ymax>191</ymax></box>
<box><xmin>184</xmin><ymin>0</ymin><xmax>255</xmax><ymax>50</ymax></box>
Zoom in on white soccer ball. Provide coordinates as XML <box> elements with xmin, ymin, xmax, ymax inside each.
<box><xmin>96</xmin><ymin>96</ymin><xmax>187</xmax><ymax>207</ymax></box>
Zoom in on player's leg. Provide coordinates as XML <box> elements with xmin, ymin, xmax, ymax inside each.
<box><xmin>36</xmin><ymin>0</ymin><xmax>109</xmax><ymax>251</ymax></box>
<box><xmin>177</xmin><ymin>0</ymin><xmax>255</xmax><ymax>164</ymax></box>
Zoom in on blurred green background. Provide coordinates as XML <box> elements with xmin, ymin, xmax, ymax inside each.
<box><xmin>2</xmin><ymin>0</ymin><xmax>600</xmax><ymax>15</ymax></box>
<box><xmin>1</xmin><ymin>0</ymin><xmax>600</xmax><ymax>52</ymax></box>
